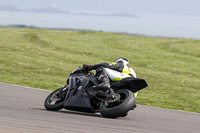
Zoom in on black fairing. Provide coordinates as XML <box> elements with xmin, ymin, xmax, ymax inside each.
<box><xmin>63</xmin><ymin>73</ymin><xmax>95</xmax><ymax>113</ymax></box>
<box><xmin>70</xmin><ymin>68</ymin><xmax>83</xmax><ymax>75</ymax></box>
<box><xmin>63</xmin><ymin>71</ymin><xmax>147</xmax><ymax>113</ymax></box>
<box><xmin>111</xmin><ymin>77</ymin><xmax>148</xmax><ymax>93</ymax></box>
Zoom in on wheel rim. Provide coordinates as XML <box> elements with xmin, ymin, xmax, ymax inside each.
<box><xmin>47</xmin><ymin>91</ymin><xmax>62</xmax><ymax>105</ymax></box>
<box><xmin>101</xmin><ymin>91</ymin><xmax>128</xmax><ymax>109</ymax></box>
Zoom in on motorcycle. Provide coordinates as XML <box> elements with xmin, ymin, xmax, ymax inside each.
<box><xmin>44</xmin><ymin>67</ymin><xmax>148</xmax><ymax>118</ymax></box>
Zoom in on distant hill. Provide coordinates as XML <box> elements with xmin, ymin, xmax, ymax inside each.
<box><xmin>24</xmin><ymin>7</ymin><xmax>71</xmax><ymax>14</ymax></box>
<box><xmin>76</xmin><ymin>12</ymin><xmax>138</xmax><ymax>17</ymax></box>
<box><xmin>0</xmin><ymin>5</ymin><xmax>138</xmax><ymax>18</ymax></box>
<box><xmin>0</xmin><ymin>5</ymin><xmax>20</xmax><ymax>11</ymax></box>
<box><xmin>0</xmin><ymin>5</ymin><xmax>69</xmax><ymax>13</ymax></box>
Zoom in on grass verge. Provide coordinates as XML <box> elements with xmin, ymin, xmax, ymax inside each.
<box><xmin>0</xmin><ymin>28</ymin><xmax>199</xmax><ymax>113</ymax></box>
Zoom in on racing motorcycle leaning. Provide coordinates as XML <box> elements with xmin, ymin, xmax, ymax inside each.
<box><xmin>44</xmin><ymin>67</ymin><xmax>148</xmax><ymax>118</ymax></box>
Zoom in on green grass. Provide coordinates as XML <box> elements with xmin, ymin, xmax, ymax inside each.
<box><xmin>0</xmin><ymin>28</ymin><xmax>200</xmax><ymax>113</ymax></box>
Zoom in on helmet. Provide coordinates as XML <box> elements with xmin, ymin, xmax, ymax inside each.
<box><xmin>114</xmin><ymin>57</ymin><xmax>129</xmax><ymax>66</ymax></box>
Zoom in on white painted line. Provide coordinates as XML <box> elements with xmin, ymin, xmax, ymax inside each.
<box><xmin>0</xmin><ymin>82</ymin><xmax>52</xmax><ymax>92</ymax></box>
<box><xmin>139</xmin><ymin>104</ymin><xmax>200</xmax><ymax>115</ymax></box>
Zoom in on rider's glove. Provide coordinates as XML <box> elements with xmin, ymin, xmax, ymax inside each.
<box><xmin>82</xmin><ymin>64</ymin><xmax>92</xmax><ymax>73</ymax></box>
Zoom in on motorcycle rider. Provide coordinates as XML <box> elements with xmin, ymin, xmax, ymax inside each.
<box><xmin>83</xmin><ymin>57</ymin><xmax>138</xmax><ymax>98</ymax></box>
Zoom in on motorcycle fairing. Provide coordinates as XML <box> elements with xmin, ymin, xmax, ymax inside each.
<box><xmin>111</xmin><ymin>77</ymin><xmax>148</xmax><ymax>93</ymax></box>
<box><xmin>63</xmin><ymin>74</ymin><xmax>95</xmax><ymax>113</ymax></box>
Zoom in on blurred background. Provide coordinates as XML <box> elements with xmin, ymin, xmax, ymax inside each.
<box><xmin>0</xmin><ymin>0</ymin><xmax>200</xmax><ymax>39</ymax></box>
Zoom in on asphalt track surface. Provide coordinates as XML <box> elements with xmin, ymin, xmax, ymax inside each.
<box><xmin>0</xmin><ymin>82</ymin><xmax>200</xmax><ymax>133</ymax></box>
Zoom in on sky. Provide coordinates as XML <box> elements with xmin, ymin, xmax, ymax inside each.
<box><xmin>1</xmin><ymin>0</ymin><xmax>200</xmax><ymax>39</ymax></box>
<box><xmin>0</xmin><ymin>0</ymin><xmax>200</xmax><ymax>15</ymax></box>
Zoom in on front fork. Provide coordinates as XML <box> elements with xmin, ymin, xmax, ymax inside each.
<box><xmin>57</xmin><ymin>85</ymin><xmax>68</xmax><ymax>98</ymax></box>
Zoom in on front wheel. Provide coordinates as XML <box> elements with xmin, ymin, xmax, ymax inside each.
<box><xmin>99</xmin><ymin>89</ymin><xmax>135</xmax><ymax>118</ymax></box>
<box><xmin>44</xmin><ymin>87</ymin><xmax>66</xmax><ymax>111</ymax></box>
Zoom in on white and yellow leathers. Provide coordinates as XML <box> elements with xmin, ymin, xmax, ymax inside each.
<box><xmin>104</xmin><ymin>63</ymin><xmax>138</xmax><ymax>97</ymax></box>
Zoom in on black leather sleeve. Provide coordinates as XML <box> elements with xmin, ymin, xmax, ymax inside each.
<box><xmin>90</xmin><ymin>63</ymin><xmax>124</xmax><ymax>72</ymax></box>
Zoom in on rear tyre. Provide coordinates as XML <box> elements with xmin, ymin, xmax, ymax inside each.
<box><xmin>44</xmin><ymin>87</ymin><xmax>65</xmax><ymax>111</ymax></box>
<box><xmin>120</xmin><ymin>112</ymin><xmax>128</xmax><ymax>117</ymax></box>
<box><xmin>99</xmin><ymin>89</ymin><xmax>135</xmax><ymax>118</ymax></box>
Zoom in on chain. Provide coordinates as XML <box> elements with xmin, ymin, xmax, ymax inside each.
<box><xmin>94</xmin><ymin>93</ymin><xmax>120</xmax><ymax>103</ymax></box>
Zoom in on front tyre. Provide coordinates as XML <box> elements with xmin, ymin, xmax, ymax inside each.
<box><xmin>44</xmin><ymin>87</ymin><xmax>66</xmax><ymax>111</ymax></box>
<box><xmin>99</xmin><ymin>89</ymin><xmax>135</xmax><ymax>118</ymax></box>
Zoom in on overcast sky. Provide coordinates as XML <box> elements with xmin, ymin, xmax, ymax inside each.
<box><xmin>0</xmin><ymin>0</ymin><xmax>200</xmax><ymax>15</ymax></box>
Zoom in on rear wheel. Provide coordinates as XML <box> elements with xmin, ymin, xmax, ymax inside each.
<box><xmin>99</xmin><ymin>89</ymin><xmax>135</xmax><ymax>118</ymax></box>
<box><xmin>44</xmin><ymin>87</ymin><xmax>67</xmax><ymax>111</ymax></box>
